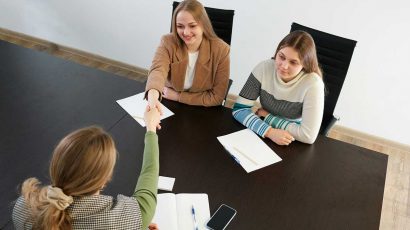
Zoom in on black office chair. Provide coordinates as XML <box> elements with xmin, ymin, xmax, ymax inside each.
<box><xmin>222</xmin><ymin>79</ymin><xmax>233</xmax><ymax>106</ymax></box>
<box><xmin>290</xmin><ymin>22</ymin><xmax>357</xmax><ymax>136</ymax></box>
<box><xmin>172</xmin><ymin>1</ymin><xmax>234</xmax><ymax>104</ymax></box>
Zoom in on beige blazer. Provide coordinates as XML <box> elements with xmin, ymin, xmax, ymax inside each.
<box><xmin>145</xmin><ymin>34</ymin><xmax>230</xmax><ymax>106</ymax></box>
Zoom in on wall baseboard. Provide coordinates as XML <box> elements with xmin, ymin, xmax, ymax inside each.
<box><xmin>0</xmin><ymin>27</ymin><xmax>148</xmax><ymax>79</ymax></box>
<box><xmin>329</xmin><ymin>125</ymin><xmax>409</xmax><ymax>153</ymax></box>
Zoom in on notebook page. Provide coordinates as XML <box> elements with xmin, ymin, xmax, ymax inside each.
<box><xmin>175</xmin><ymin>193</ymin><xmax>210</xmax><ymax>230</ymax></box>
<box><xmin>151</xmin><ymin>193</ymin><xmax>179</xmax><ymax>230</ymax></box>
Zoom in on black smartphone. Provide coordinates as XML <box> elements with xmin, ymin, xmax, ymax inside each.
<box><xmin>206</xmin><ymin>204</ymin><xmax>237</xmax><ymax>230</ymax></box>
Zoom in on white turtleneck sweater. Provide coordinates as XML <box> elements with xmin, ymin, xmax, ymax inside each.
<box><xmin>232</xmin><ymin>59</ymin><xmax>324</xmax><ymax>144</ymax></box>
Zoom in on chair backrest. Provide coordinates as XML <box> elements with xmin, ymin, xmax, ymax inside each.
<box><xmin>290</xmin><ymin>22</ymin><xmax>357</xmax><ymax>135</ymax></box>
<box><xmin>172</xmin><ymin>1</ymin><xmax>234</xmax><ymax>45</ymax></box>
<box><xmin>223</xmin><ymin>78</ymin><xmax>233</xmax><ymax>106</ymax></box>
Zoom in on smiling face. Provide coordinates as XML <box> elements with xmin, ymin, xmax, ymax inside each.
<box><xmin>176</xmin><ymin>10</ymin><xmax>204</xmax><ymax>52</ymax></box>
<box><xmin>274</xmin><ymin>46</ymin><xmax>304</xmax><ymax>82</ymax></box>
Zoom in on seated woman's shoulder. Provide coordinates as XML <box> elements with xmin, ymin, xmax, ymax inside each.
<box><xmin>161</xmin><ymin>33</ymin><xmax>176</xmax><ymax>42</ymax></box>
<box><xmin>117</xmin><ymin>194</ymin><xmax>137</xmax><ymax>202</ymax></box>
<box><xmin>210</xmin><ymin>38</ymin><xmax>230</xmax><ymax>50</ymax></box>
<box><xmin>306</xmin><ymin>72</ymin><xmax>322</xmax><ymax>80</ymax></box>
<box><xmin>303</xmin><ymin>72</ymin><xmax>324</xmax><ymax>87</ymax></box>
<box><xmin>261</xmin><ymin>58</ymin><xmax>275</xmax><ymax>65</ymax></box>
<box><xmin>255</xmin><ymin>59</ymin><xmax>275</xmax><ymax>70</ymax></box>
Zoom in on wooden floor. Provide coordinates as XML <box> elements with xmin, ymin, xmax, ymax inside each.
<box><xmin>1</xmin><ymin>28</ymin><xmax>409</xmax><ymax>229</ymax></box>
<box><xmin>329</xmin><ymin>128</ymin><xmax>410</xmax><ymax>229</ymax></box>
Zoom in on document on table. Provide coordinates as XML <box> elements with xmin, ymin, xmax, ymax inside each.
<box><xmin>158</xmin><ymin>176</ymin><xmax>175</xmax><ymax>191</ymax></box>
<box><xmin>217</xmin><ymin>128</ymin><xmax>282</xmax><ymax>173</ymax></box>
<box><xmin>116</xmin><ymin>92</ymin><xmax>174</xmax><ymax>127</ymax></box>
<box><xmin>152</xmin><ymin>193</ymin><xmax>210</xmax><ymax>230</ymax></box>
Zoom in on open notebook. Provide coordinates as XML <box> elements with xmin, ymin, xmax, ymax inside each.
<box><xmin>217</xmin><ymin>129</ymin><xmax>282</xmax><ymax>173</ymax></box>
<box><xmin>116</xmin><ymin>92</ymin><xmax>174</xmax><ymax>127</ymax></box>
<box><xmin>152</xmin><ymin>193</ymin><xmax>210</xmax><ymax>230</ymax></box>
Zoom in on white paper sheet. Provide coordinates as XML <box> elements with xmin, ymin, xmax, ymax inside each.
<box><xmin>158</xmin><ymin>176</ymin><xmax>175</xmax><ymax>191</ymax></box>
<box><xmin>116</xmin><ymin>92</ymin><xmax>174</xmax><ymax>127</ymax></box>
<box><xmin>217</xmin><ymin>129</ymin><xmax>282</xmax><ymax>173</ymax></box>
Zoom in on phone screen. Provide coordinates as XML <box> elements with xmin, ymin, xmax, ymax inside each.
<box><xmin>206</xmin><ymin>204</ymin><xmax>236</xmax><ymax>230</ymax></box>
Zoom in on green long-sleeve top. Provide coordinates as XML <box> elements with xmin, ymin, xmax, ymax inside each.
<box><xmin>133</xmin><ymin>131</ymin><xmax>159</xmax><ymax>230</ymax></box>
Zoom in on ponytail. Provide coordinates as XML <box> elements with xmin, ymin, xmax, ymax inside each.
<box><xmin>21</xmin><ymin>178</ymin><xmax>72</xmax><ymax>230</ymax></box>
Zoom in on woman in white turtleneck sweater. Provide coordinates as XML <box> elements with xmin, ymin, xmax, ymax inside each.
<box><xmin>233</xmin><ymin>31</ymin><xmax>324</xmax><ymax>145</ymax></box>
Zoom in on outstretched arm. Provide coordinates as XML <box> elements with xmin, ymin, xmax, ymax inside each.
<box><xmin>146</xmin><ymin>35</ymin><xmax>173</xmax><ymax>113</ymax></box>
<box><xmin>133</xmin><ymin>107</ymin><xmax>161</xmax><ymax>229</ymax></box>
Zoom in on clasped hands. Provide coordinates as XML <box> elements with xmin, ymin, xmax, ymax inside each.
<box><xmin>146</xmin><ymin>87</ymin><xmax>179</xmax><ymax>132</ymax></box>
<box><xmin>144</xmin><ymin>105</ymin><xmax>161</xmax><ymax>133</ymax></box>
<box><xmin>147</xmin><ymin>87</ymin><xmax>179</xmax><ymax>112</ymax></box>
<box><xmin>256</xmin><ymin>108</ymin><xmax>295</xmax><ymax>146</ymax></box>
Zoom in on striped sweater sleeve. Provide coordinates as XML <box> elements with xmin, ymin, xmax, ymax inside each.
<box><xmin>232</xmin><ymin>100</ymin><xmax>271</xmax><ymax>137</ymax></box>
<box><xmin>264</xmin><ymin>113</ymin><xmax>300</xmax><ymax>129</ymax></box>
<box><xmin>232</xmin><ymin>73</ymin><xmax>271</xmax><ymax>137</ymax></box>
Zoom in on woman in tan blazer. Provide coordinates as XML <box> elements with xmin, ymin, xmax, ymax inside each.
<box><xmin>145</xmin><ymin>0</ymin><xmax>230</xmax><ymax>109</ymax></box>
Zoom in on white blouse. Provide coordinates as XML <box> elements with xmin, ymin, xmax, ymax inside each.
<box><xmin>183</xmin><ymin>51</ymin><xmax>199</xmax><ymax>90</ymax></box>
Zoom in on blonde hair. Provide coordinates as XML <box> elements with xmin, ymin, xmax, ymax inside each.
<box><xmin>20</xmin><ymin>126</ymin><xmax>117</xmax><ymax>230</ymax></box>
<box><xmin>274</xmin><ymin>30</ymin><xmax>323</xmax><ymax>78</ymax></box>
<box><xmin>171</xmin><ymin>0</ymin><xmax>218</xmax><ymax>47</ymax></box>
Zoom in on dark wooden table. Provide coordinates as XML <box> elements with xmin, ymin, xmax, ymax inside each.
<box><xmin>0</xmin><ymin>40</ymin><xmax>388</xmax><ymax>230</ymax></box>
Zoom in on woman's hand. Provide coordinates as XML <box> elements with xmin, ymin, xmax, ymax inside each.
<box><xmin>256</xmin><ymin>108</ymin><xmax>269</xmax><ymax>118</ymax></box>
<box><xmin>148</xmin><ymin>89</ymin><xmax>163</xmax><ymax>115</ymax></box>
<box><xmin>144</xmin><ymin>106</ymin><xmax>161</xmax><ymax>132</ymax></box>
<box><xmin>265</xmin><ymin>127</ymin><xmax>295</xmax><ymax>145</ymax></box>
<box><xmin>148</xmin><ymin>223</ymin><xmax>159</xmax><ymax>230</ymax></box>
<box><xmin>162</xmin><ymin>87</ymin><xmax>180</xmax><ymax>101</ymax></box>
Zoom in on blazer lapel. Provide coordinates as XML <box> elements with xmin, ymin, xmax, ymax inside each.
<box><xmin>170</xmin><ymin>45</ymin><xmax>188</xmax><ymax>91</ymax></box>
<box><xmin>191</xmin><ymin>38</ymin><xmax>211</xmax><ymax>91</ymax></box>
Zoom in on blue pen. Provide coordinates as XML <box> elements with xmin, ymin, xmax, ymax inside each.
<box><xmin>191</xmin><ymin>205</ymin><xmax>199</xmax><ymax>230</ymax></box>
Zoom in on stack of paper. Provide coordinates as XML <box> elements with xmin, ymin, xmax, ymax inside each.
<box><xmin>116</xmin><ymin>92</ymin><xmax>174</xmax><ymax>127</ymax></box>
<box><xmin>152</xmin><ymin>193</ymin><xmax>210</xmax><ymax>230</ymax></box>
<box><xmin>217</xmin><ymin>129</ymin><xmax>282</xmax><ymax>173</ymax></box>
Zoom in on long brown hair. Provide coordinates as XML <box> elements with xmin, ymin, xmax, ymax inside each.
<box><xmin>171</xmin><ymin>0</ymin><xmax>218</xmax><ymax>47</ymax></box>
<box><xmin>273</xmin><ymin>30</ymin><xmax>322</xmax><ymax>77</ymax></box>
<box><xmin>20</xmin><ymin>126</ymin><xmax>117</xmax><ymax>230</ymax></box>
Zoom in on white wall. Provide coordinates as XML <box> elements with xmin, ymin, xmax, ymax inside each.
<box><xmin>1</xmin><ymin>0</ymin><xmax>409</xmax><ymax>145</ymax></box>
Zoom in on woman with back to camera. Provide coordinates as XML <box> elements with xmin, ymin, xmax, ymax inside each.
<box><xmin>233</xmin><ymin>31</ymin><xmax>324</xmax><ymax>145</ymax></box>
<box><xmin>146</xmin><ymin>0</ymin><xmax>230</xmax><ymax>110</ymax></box>
<box><xmin>13</xmin><ymin>107</ymin><xmax>161</xmax><ymax>230</ymax></box>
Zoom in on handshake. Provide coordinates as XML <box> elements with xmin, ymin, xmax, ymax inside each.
<box><xmin>144</xmin><ymin>106</ymin><xmax>162</xmax><ymax>133</ymax></box>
